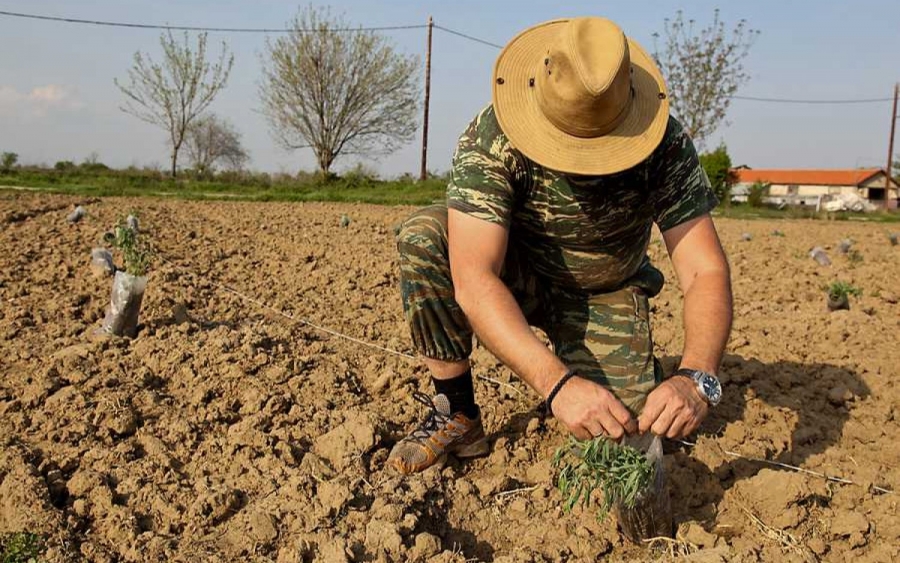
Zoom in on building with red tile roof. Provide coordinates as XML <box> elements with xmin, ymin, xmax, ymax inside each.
<box><xmin>730</xmin><ymin>168</ymin><xmax>898</xmax><ymax>210</ymax></box>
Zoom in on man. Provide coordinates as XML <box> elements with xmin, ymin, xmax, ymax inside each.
<box><xmin>389</xmin><ymin>16</ymin><xmax>732</xmax><ymax>474</ymax></box>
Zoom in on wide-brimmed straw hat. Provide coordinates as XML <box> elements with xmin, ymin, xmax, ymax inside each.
<box><xmin>492</xmin><ymin>17</ymin><xmax>669</xmax><ymax>175</ymax></box>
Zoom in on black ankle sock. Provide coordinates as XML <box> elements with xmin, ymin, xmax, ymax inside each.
<box><xmin>432</xmin><ymin>370</ymin><xmax>479</xmax><ymax>419</ymax></box>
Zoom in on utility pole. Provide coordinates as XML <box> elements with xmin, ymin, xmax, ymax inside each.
<box><xmin>420</xmin><ymin>16</ymin><xmax>434</xmax><ymax>182</ymax></box>
<box><xmin>887</xmin><ymin>83</ymin><xmax>898</xmax><ymax>210</ymax></box>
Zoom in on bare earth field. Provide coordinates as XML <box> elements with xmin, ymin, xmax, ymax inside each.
<box><xmin>1</xmin><ymin>192</ymin><xmax>899</xmax><ymax>562</ymax></box>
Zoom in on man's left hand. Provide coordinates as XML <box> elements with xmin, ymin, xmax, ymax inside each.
<box><xmin>638</xmin><ymin>375</ymin><xmax>708</xmax><ymax>438</ymax></box>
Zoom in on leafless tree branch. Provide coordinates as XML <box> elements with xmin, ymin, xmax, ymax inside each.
<box><xmin>259</xmin><ymin>6</ymin><xmax>420</xmax><ymax>176</ymax></box>
<box><xmin>115</xmin><ymin>31</ymin><xmax>234</xmax><ymax>177</ymax></box>
<box><xmin>653</xmin><ymin>10</ymin><xmax>759</xmax><ymax>147</ymax></box>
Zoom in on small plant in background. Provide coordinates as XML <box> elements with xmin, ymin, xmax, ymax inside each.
<box><xmin>66</xmin><ymin>205</ymin><xmax>87</xmax><ymax>224</ymax></box>
<box><xmin>825</xmin><ymin>281</ymin><xmax>862</xmax><ymax>311</ymax></box>
<box><xmin>846</xmin><ymin>249</ymin><xmax>863</xmax><ymax>266</ymax></box>
<box><xmin>771</xmin><ymin>229</ymin><xmax>785</xmax><ymax>237</ymax></box>
<box><xmin>100</xmin><ymin>215</ymin><xmax>152</xmax><ymax>338</ymax></box>
<box><xmin>0</xmin><ymin>532</ymin><xmax>46</xmax><ymax>563</ymax></box>
<box><xmin>104</xmin><ymin>217</ymin><xmax>151</xmax><ymax>276</ymax></box>
<box><xmin>810</xmin><ymin>246</ymin><xmax>831</xmax><ymax>266</ymax></box>
<box><xmin>747</xmin><ymin>181</ymin><xmax>769</xmax><ymax>208</ymax></box>
<box><xmin>0</xmin><ymin>151</ymin><xmax>18</xmax><ymax>174</ymax></box>
<box><xmin>552</xmin><ymin>436</ymin><xmax>655</xmax><ymax>520</ymax></box>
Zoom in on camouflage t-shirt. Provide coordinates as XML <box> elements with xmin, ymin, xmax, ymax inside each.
<box><xmin>447</xmin><ymin>105</ymin><xmax>717</xmax><ymax>292</ymax></box>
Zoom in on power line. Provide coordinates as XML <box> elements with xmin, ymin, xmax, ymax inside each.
<box><xmin>433</xmin><ymin>25</ymin><xmax>894</xmax><ymax>106</ymax></box>
<box><xmin>733</xmin><ymin>95</ymin><xmax>893</xmax><ymax>104</ymax></box>
<box><xmin>434</xmin><ymin>24</ymin><xmax>504</xmax><ymax>49</ymax></box>
<box><xmin>0</xmin><ymin>9</ymin><xmax>426</xmax><ymax>33</ymax></box>
<box><xmin>1</xmin><ymin>8</ymin><xmax>892</xmax><ymax>106</ymax></box>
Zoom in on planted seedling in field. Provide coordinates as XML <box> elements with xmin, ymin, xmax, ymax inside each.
<box><xmin>809</xmin><ymin>246</ymin><xmax>831</xmax><ymax>266</ymax></box>
<box><xmin>846</xmin><ymin>249</ymin><xmax>863</xmax><ymax>266</ymax></box>
<box><xmin>825</xmin><ymin>281</ymin><xmax>861</xmax><ymax>312</ymax></box>
<box><xmin>100</xmin><ymin>217</ymin><xmax>152</xmax><ymax>337</ymax></box>
<box><xmin>90</xmin><ymin>247</ymin><xmax>115</xmax><ymax>278</ymax></box>
<box><xmin>553</xmin><ymin>434</ymin><xmax>673</xmax><ymax>543</ymax></box>
<box><xmin>0</xmin><ymin>532</ymin><xmax>45</xmax><ymax>563</ymax></box>
<box><xmin>66</xmin><ymin>205</ymin><xmax>87</xmax><ymax>224</ymax></box>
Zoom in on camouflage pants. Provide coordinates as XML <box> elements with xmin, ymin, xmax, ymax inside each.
<box><xmin>398</xmin><ymin>205</ymin><xmax>663</xmax><ymax>413</ymax></box>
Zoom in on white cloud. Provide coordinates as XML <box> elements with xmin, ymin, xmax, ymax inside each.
<box><xmin>29</xmin><ymin>85</ymin><xmax>69</xmax><ymax>104</ymax></box>
<box><xmin>0</xmin><ymin>84</ymin><xmax>84</xmax><ymax>116</ymax></box>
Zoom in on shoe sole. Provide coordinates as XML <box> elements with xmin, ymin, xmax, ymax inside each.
<box><xmin>450</xmin><ymin>437</ymin><xmax>490</xmax><ymax>459</ymax></box>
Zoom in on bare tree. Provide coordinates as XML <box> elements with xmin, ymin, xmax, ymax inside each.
<box><xmin>185</xmin><ymin>115</ymin><xmax>249</xmax><ymax>177</ymax></box>
<box><xmin>259</xmin><ymin>6</ymin><xmax>420</xmax><ymax>176</ymax></box>
<box><xmin>653</xmin><ymin>10</ymin><xmax>759</xmax><ymax>146</ymax></box>
<box><xmin>115</xmin><ymin>31</ymin><xmax>234</xmax><ymax>178</ymax></box>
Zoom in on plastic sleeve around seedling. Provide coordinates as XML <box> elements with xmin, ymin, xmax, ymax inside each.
<box><xmin>809</xmin><ymin>247</ymin><xmax>831</xmax><ymax>266</ymax></box>
<box><xmin>614</xmin><ymin>434</ymin><xmax>674</xmax><ymax>543</ymax></box>
<box><xmin>90</xmin><ymin>248</ymin><xmax>115</xmax><ymax>277</ymax></box>
<box><xmin>66</xmin><ymin>206</ymin><xmax>86</xmax><ymax>224</ymax></box>
<box><xmin>101</xmin><ymin>271</ymin><xmax>148</xmax><ymax>338</ymax></box>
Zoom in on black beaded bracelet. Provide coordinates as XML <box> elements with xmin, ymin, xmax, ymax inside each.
<box><xmin>543</xmin><ymin>368</ymin><xmax>578</xmax><ymax>416</ymax></box>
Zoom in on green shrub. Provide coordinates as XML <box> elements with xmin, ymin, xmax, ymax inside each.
<box><xmin>0</xmin><ymin>532</ymin><xmax>45</xmax><ymax>563</ymax></box>
<box><xmin>699</xmin><ymin>144</ymin><xmax>737</xmax><ymax>204</ymax></box>
<box><xmin>747</xmin><ymin>181</ymin><xmax>769</xmax><ymax>208</ymax></box>
<box><xmin>826</xmin><ymin>281</ymin><xmax>862</xmax><ymax>301</ymax></box>
<box><xmin>0</xmin><ymin>152</ymin><xmax>18</xmax><ymax>174</ymax></box>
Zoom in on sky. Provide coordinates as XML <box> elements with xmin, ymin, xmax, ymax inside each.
<box><xmin>1</xmin><ymin>0</ymin><xmax>898</xmax><ymax>177</ymax></box>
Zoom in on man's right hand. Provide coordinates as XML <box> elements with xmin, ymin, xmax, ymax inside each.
<box><xmin>549</xmin><ymin>376</ymin><xmax>638</xmax><ymax>441</ymax></box>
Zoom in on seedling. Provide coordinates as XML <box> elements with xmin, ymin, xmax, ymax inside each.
<box><xmin>810</xmin><ymin>247</ymin><xmax>831</xmax><ymax>266</ymax></box>
<box><xmin>66</xmin><ymin>205</ymin><xmax>86</xmax><ymax>224</ymax></box>
<box><xmin>100</xmin><ymin>215</ymin><xmax>152</xmax><ymax>338</ymax></box>
<box><xmin>846</xmin><ymin>249</ymin><xmax>863</xmax><ymax>266</ymax></box>
<box><xmin>552</xmin><ymin>436</ymin><xmax>655</xmax><ymax>520</ymax></box>
<box><xmin>825</xmin><ymin>281</ymin><xmax>862</xmax><ymax>311</ymax></box>
<box><xmin>771</xmin><ymin>230</ymin><xmax>785</xmax><ymax>237</ymax></box>
<box><xmin>0</xmin><ymin>532</ymin><xmax>45</xmax><ymax>563</ymax></box>
<box><xmin>104</xmin><ymin>218</ymin><xmax>151</xmax><ymax>276</ymax></box>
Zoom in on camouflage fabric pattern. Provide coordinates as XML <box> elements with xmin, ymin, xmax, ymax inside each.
<box><xmin>398</xmin><ymin>106</ymin><xmax>715</xmax><ymax>412</ymax></box>
<box><xmin>446</xmin><ymin>105</ymin><xmax>717</xmax><ymax>292</ymax></box>
<box><xmin>397</xmin><ymin>205</ymin><xmax>472</xmax><ymax>361</ymax></box>
<box><xmin>398</xmin><ymin>205</ymin><xmax>659</xmax><ymax>413</ymax></box>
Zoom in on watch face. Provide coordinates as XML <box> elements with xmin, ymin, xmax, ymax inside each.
<box><xmin>700</xmin><ymin>374</ymin><xmax>722</xmax><ymax>404</ymax></box>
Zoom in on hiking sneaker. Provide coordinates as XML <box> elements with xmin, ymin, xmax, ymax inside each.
<box><xmin>388</xmin><ymin>392</ymin><xmax>489</xmax><ymax>474</ymax></box>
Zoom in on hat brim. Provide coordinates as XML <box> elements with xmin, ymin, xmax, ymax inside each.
<box><xmin>492</xmin><ymin>19</ymin><xmax>670</xmax><ymax>176</ymax></box>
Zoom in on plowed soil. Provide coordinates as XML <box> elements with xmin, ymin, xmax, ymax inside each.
<box><xmin>1</xmin><ymin>192</ymin><xmax>898</xmax><ymax>562</ymax></box>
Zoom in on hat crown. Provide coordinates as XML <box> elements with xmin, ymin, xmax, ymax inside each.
<box><xmin>537</xmin><ymin>17</ymin><xmax>633</xmax><ymax>138</ymax></box>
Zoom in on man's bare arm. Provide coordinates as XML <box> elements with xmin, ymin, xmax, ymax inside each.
<box><xmin>449</xmin><ymin>209</ymin><xmax>636</xmax><ymax>439</ymax></box>
<box><xmin>638</xmin><ymin>214</ymin><xmax>732</xmax><ymax>437</ymax></box>
<box><xmin>448</xmin><ymin>209</ymin><xmax>566</xmax><ymax>395</ymax></box>
<box><xmin>664</xmin><ymin>214</ymin><xmax>733</xmax><ymax>373</ymax></box>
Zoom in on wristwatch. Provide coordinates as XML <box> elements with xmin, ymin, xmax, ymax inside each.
<box><xmin>674</xmin><ymin>368</ymin><xmax>722</xmax><ymax>406</ymax></box>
